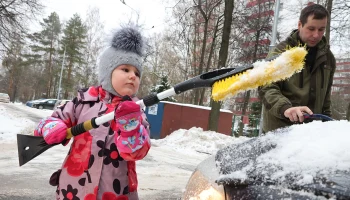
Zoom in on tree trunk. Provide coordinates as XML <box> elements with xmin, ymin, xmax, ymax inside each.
<box><xmin>64</xmin><ymin>58</ymin><xmax>73</xmax><ymax>99</ymax></box>
<box><xmin>48</xmin><ymin>40</ymin><xmax>54</xmax><ymax>97</ymax></box>
<box><xmin>199</xmin><ymin>17</ymin><xmax>221</xmax><ymax>106</ymax></box>
<box><xmin>238</xmin><ymin>30</ymin><xmax>260</xmax><ymax>136</ymax></box>
<box><xmin>194</xmin><ymin>17</ymin><xmax>209</xmax><ymax>105</ymax></box>
<box><xmin>208</xmin><ymin>0</ymin><xmax>234</xmax><ymax>132</ymax></box>
<box><xmin>195</xmin><ymin>0</ymin><xmax>212</xmax><ymax>105</ymax></box>
<box><xmin>238</xmin><ymin>90</ymin><xmax>250</xmax><ymax>136</ymax></box>
<box><xmin>325</xmin><ymin>0</ymin><xmax>332</xmax><ymax>43</ymax></box>
<box><xmin>192</xmin><ymin>18</ymin><xmax>199</xmax><ymax>105</ymax></box>
<box><xmin>8</xmin><ymin>73</ymin><xmax>14</xmax><ymax>101</ymax></box>
<box><xmin>347</xmin><ymin>102</ymin><xmax>350</xmax><ymax>121</ymax></box>
<box><xmin>12</xmin><ymin>83</ymin><xmax>18</xmax><ymax>102</ymax></box>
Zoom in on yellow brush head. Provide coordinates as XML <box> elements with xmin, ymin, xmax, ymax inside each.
<box><xmin>211</xmin><ymin>46</ymin><xmax>307</xmax><ymax>101</ymax></box>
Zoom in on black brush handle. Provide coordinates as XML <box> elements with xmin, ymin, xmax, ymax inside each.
<box><xmin>66</xmin><ymin>117</ymin><xmax>99</xmax><ymax>138</ymax></box>
<box><xmin>174</xmin><ymin>68</ymin><xmax>236</xmax><ymax>94</ymax></box>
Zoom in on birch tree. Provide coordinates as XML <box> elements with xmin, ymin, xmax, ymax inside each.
<box><xmin>83</xmin><ymin>7</ymin><xmax>104</xmax><ymax>88</ymax></box>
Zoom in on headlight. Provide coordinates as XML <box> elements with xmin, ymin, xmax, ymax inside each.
<box><xmin>182</xmin><ymin>156</ymin><xmax>225</xmax><ymax>200</ymax></box>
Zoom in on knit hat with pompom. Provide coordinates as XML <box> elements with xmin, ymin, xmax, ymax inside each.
<box><xmin>98</xmin><ymin>26</ymin><xmax>144</xmax><ymax>96</ymax></box>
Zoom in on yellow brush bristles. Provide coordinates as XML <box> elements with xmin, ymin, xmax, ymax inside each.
<box><xmin>211</xmin><ymin>46</ymin><xmax>307</xmax><ymax>101</ymax></box>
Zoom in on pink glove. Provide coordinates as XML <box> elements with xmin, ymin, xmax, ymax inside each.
<box><xmin>114</xmin><ymin>98</ymin><xmax>149</xmax><ymax>154</ymax></box>
<box><xmin>34</xmin><ymin>117</ymin><xmax>68</xmax><ymax>145</ymax></box>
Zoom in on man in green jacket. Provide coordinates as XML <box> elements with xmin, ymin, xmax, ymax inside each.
<box><xmin>259</xmin><ymin>4</ymin><xmax>336</xmax><ymax>133</ymax></box>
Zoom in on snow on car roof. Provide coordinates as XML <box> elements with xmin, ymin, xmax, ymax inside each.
<box><xmin>216</xmin><ymin>120</ymin><xmax>350</xmax><ymax>186</ymax></box>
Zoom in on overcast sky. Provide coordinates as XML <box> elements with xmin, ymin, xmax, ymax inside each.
<box><xmin>32</xmin><ymin>0</ymin><xmax>170</xmax><ymax>36</ymax></box>
<box><xmin>29</xmin><ymin>0</ymin><xmax>348</xmax><ymax>57</ymax></box>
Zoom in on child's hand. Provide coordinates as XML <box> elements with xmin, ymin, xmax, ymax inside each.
<box><xmin>34</xmin><ymin>117</ymin><xmax>68</xmax><ymax>145</ymax></box>
<box><xmin>114</xmin><ymin>97</ymin><xmax>142</xmax><ymax>134</ymax></box>
<box><xmin>115</xmin><ymin>96</ymin><xmax>148</xmax><ymax>155</ymax></box>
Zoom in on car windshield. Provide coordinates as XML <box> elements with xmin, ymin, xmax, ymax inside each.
<box><xmin>216</xmin><ymin>121</ymin><xmax>350</xmax><ymax>188</ymax></box>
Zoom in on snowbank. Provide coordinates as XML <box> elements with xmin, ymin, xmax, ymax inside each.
<box><xmin>152</xmin><ymin>127</ymin><xmax>250</xmax><ymax>155</ymax></box>
<box><xmin>0</xmin><ymin>105</ymin><xmax>36</xmax><ymax>143</ymax></box>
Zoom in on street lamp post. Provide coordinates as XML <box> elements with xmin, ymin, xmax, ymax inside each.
<box><xmin>57</xmin><ymin>46</ymin><xmax>66</xmax><ymax>100</ymax></box>
<box><xmin>270</xmin><ymin>0</ymin><xmax>281</xmax><ymax>51</ymax></box>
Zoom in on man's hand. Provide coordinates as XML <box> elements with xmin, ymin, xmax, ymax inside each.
<box><xmin>284</xmin><ymin>106</ymin><xmax>313</xmax><ymax>123</ymax></box>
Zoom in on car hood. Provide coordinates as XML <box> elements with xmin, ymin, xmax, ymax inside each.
<box><xmin>215</xmin><ymin>121</ymin><xmax>350</xmax><ymax>199</ymax></box>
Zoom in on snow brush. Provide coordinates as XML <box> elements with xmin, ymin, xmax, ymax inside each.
<box><xmin>211</xmin><ymin>46</ymin><xmax>307</xmax><ymax>101</ymax></box>
<box><xmin>17</xmin><ymin>46</ymin><xmax>307</xmax><ymax>166</ymax></box>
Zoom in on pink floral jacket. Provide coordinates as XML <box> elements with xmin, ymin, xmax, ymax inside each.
<box><xmin>44</xmin><ymin>86</ymin><xmax>150</xmax><ymax>200</ymax></box>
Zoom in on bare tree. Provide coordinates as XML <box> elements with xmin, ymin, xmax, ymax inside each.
<box><xmin>325</xmin><ymin>0</ymin><xmax>332</xmax><ymax>42</ymax></box>
<box><xmin>328</xmin><ymin>1</ymin><xmax>350</xmax><ymax>57</ymax></box>
<box><xmin>192</xmin><ymin>0</ymin><xmax>222</xmax><ymax>105</ymax></box>
<box><xmin>168</xmin><ymin>0</ymin><xmax>224</xmax><ymax>104</ymax></box>
<box><xmin>199</xmin><ymin>14</ymin><xmax>224</xmax><ymax>105</ymax></box>
<box><xmin>143</xmin><ymin>1</ymin><xmax>196</xmax><ymax>103</ymax></box>
<box><xmin>82</xmin><ymin>7</ymin><xmax>104</xmax><ymax>88</ymax></box>
<box><xmin>141</xmin><ymin>33</ymin><xmax>163</xmax><ymax>97</ymax></box>
<box><xmin>1</xmin><ymin>32</ymin><xmax>25</xmax><ymax>101</ymax></box>
<box><xmin>208</xmin><ymin>0</ymin><xmax>234</xmax><ymax>131</ymax></box>
<box><xmin>232</xmin><ymin>0</ymin><xmax>274</xmax><ymax>136</ymax></box>
<box><xmin>142</xmin><ymin>31</ymin><xmax>187</xmax><ymax>99</ymax></box>
<box><xmin>0</xmin><ymin>0</ymin><xmax>44</xmax><ymax>53</ymax></box>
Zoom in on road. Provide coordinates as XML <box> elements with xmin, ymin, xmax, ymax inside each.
<box><xmin>0</xmin><ymin>103</ymin><xmax>207</xmax><ymax>200</ymax></box>
<box><xmin>1</xmin><ymin>103</ymin><xmax>44</xmax><ymax>123</ymax></box>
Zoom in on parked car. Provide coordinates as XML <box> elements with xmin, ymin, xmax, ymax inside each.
<box><xmin>26</xmin><ymin>99</ymin><xmax>46</xmax><ymax>107</ymax></box>
<box><xmin>0</xmin><ymin>93</ymin><xmax>10</xmax><ymax>103</ymax></box>
<box><xmin>32</xmin><ymin>99</ymin><xmax>58</xmax><ymax>110</ymax></box>
<box><xmin>54</xmin><ymin>99</ymin><xmax>70</xmax><ymax>109</ymax></box>
<box><xmin>182</xmin><ymin>115</ymin><xmax>349</xmax><ymax>200</ymax></box>
<box><xmin>25</xmin><ymin>100</ymin><xmax>33</xmax><ymax>107</ymax></box>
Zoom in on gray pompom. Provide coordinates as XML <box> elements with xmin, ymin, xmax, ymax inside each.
<box><xmin>111</xmin><ymin>27</ymin><xmax>143</xmax><ymax>56</ymax></box>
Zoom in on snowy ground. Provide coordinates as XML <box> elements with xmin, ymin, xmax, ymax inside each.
<box><xmin>0</xmin><ymin>102</ymin><xmax>243</xmax><ymax>199</ymax></box>
<box><xmin>2</xmin><ymin>102</ymin><xmax>349</xmax><ymax>199</ymax></box>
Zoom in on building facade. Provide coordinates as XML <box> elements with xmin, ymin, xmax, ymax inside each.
<box><xmin>332</xmin><ymin>58</ymin><xmax>350</xmax><ymax>100</ymax></box>
<box><xmin>332</xmin><ymin>58</ymin><xmax>350</xmax><ymax>119</ymax></box>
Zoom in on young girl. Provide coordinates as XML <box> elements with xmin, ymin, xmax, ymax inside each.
<box><xmin>34</xmin><ymin>27</ymin><xmax>151</xmax><ymax>200</ymax></box>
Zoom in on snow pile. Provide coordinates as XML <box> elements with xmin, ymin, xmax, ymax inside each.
<box><xmin>219</xmin><ymin>120</ymin><xmax>350</xmax><ymax>185</ymax></box>
<box><xmin>0</xmin><ymin>105</ymin><xmax>36</xmax><ymax>143</ymax></box>
<box><xmin>152</xmin><ymin>127</ymin><xmax>250</xmax><ymax>155</ymax></box>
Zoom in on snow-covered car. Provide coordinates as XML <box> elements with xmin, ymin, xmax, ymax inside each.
<box><xmin>182</xmin><ymin>119</ymin><xmax>350</xmax><ymax>200</ymax></box>
<box><xmin>0</xmin><ymin>93</ymin><xmax>10</xmax><ymax>103</ymax></box>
